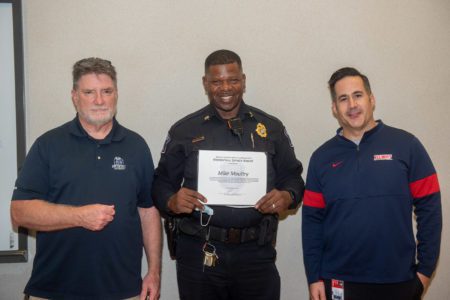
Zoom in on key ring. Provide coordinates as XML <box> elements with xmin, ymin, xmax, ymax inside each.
<box><xmin>203</xmin><ymin>242</ymin><xmax>216</xmax><ymax>254</ymax></box>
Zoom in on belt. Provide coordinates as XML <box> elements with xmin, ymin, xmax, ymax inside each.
<box><xmin>178</xmin><ymin>219</ymin><xmax>260</xmax><ymax>244</ymax></box>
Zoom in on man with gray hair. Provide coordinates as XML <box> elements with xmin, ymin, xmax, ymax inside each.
<box><xmin>11</xmin><ymin>57</ymin><xmax>161</xmax><ymax>300</ymax></box>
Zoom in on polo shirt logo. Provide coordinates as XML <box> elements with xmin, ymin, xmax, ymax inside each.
<box><xmin>112</xmin><ymin>156</ymin><xmax>126</xmax><ymax>170</ymax></box>
<box><xmin>373</xmin><ymin>154</ymin><xmax>393</xmax><ymax>161</ymax></box>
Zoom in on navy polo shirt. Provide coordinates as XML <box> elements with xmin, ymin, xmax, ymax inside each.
<box><xmin>12</xmin><ymin>117</ymin><xmax>154</xmax><ymax>300</ymax></box>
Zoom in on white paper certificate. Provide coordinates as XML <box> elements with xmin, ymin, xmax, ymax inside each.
<box><xmin>198</xmin><ymin>150</ymin><xmax>267</xmax><ymax>206</ymax></box>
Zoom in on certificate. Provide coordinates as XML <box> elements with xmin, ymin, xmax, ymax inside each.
<box><xmin>198</xmin><ymin>150</ymin><xmax>267</xmax><ymax>206</ymax></box>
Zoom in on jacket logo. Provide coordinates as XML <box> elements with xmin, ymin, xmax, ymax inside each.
<box><xmin>373</xmin><ymin>154</ymin><xmax>393</xmax><ymax>161</ymax></box>
<box><xmin>112</xmin><ymin>156</ymin><xmax>126</xmax><ymax>170</ymax></box>
<box><xmin>332</xmin><ymin>161</ymin><xmax>343</xmax><ymax>168</ymax></box>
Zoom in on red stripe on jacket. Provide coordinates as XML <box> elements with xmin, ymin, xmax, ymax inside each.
<box><xmin>304</xmin><ymin>190</ymin><xmax>326</xmax><ymax>208</ymax></box>
<box><xmin>409</xmin><ymin>173</ymin><xmax>440</xmax><ymax>198</ymax></box>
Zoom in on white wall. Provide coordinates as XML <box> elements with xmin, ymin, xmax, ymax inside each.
<box><xmin>1</xmin><ymin>0</ymin><xmax>449</xmax><ymax>299</ymax></box>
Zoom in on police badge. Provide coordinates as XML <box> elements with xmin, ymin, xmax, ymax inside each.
<box><xmin>255</xmin><ymin>123</ymin><xmax>267</xmax><ymax>138</ymax></box>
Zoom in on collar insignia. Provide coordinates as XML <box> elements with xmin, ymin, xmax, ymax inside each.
<box><xmin>255</xmin><ymin>123</ymin><xmax>267</xmax><ymax>138</ymax></box>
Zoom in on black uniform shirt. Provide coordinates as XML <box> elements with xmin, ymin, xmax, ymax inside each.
<box><xmin>152</xmin><ymin>102</ymin><xmax>304</xmax><ymax>228</ymax></box>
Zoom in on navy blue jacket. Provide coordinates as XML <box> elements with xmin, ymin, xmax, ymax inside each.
<box><xmin>302</xmin><ymin>121</ymin><xmax>441</xmax><ymax>284</ymax></box>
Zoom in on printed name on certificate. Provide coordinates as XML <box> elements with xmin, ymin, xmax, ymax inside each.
<box><xmin>198</xmin><ymin>150</ymin><xmax>267</xmax><ymax>206</ymax></box>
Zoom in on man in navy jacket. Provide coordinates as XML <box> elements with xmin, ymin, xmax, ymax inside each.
<box><xmin>302</xmin><ymin>67</ymin><xmax>442</xmax><ymax>300</ymax></box>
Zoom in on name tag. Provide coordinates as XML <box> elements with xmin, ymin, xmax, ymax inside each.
<box><xmin>331</xmin><ymin>279</ymin><xmax>344</xmax><ymax>300</ymax></box>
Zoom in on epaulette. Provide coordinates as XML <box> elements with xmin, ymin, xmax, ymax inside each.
<box><xmin>246</xmin><ymin>104</ymin><xmax>283</xmax><ymax>124</ymax></box>
<box><xmin>170</xmin><ymin>104</ymin><xmax>211</xmax><ymax>130</ymax></box>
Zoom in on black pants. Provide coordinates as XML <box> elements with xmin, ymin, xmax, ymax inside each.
<box><xmin>323</xmin><ymin>275</ymin><xmax>424</xmax><ymax>300</ymax></box>
<box><xmin>175</xmin><ymin>233</ymin><xmax>280</xmax><ymax>300</ymax></box>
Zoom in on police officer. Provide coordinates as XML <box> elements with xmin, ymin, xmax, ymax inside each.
<box><xmin>152</xmin><ymin>49</ymin><xmax>304</xmax><ymax>300</ymax></box>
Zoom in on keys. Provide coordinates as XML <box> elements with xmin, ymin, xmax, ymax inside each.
<box><xmin>203</xmin><ymin>251</ymin><xmax>217</xmax><ymax>267</ymax></box>
<box><xmin>203</xmin><ymin>242</ymin><xmax>219</xmax><ymax>269</ymax></box>
<box><xmin>201</xmin><ymin>228</ymin><xmax>218</xmax><ymax>271</ymax></box>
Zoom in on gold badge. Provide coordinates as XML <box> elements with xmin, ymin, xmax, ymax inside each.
<box><xmin>255</xmin><ymin>123</ymin><xmax>267</xmax><ymax>138</ymax></box>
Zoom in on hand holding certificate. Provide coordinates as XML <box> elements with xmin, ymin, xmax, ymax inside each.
<box><xmin>198</xmin><ymin>150</ymin><xmax>267</xmax><ymax>206</ymax></box>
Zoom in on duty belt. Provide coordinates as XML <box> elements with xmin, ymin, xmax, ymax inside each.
<box><xmin>178</xmin><ymin>219</ymin><xmax>260</xmax><ymax>244</ymax></box>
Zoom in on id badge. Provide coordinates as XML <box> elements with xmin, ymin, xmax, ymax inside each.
<box><xmin>331</xmin><ymin>279</ymin><xmax>344</xmax><ymax>300</ymax></box>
